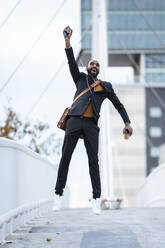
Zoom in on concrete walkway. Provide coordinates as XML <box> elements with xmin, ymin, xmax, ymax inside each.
<box><xmin>2</xmin><ymin>207</ymin><xmax>165</xmax><ymax>248</ymax></box>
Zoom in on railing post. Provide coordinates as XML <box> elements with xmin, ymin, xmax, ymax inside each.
<box><xmin>9</xmin><ymin>218</ymin><xmax>13</xmax><ymax>234</ymax></box>
<box><xmin>0</xmin><ymin>223</ymin><xmax>6</xmax><ymax>244</ymax></box>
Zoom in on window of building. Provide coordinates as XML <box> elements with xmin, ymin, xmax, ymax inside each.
<box><xmin>150</xmin><ymin>147</ymin><xmax>159</xmax><ymax>157</ymax></box>
<box><xmin>107</xmin><ymin>0</ymin><xmax>165</xmax><ymax>10</ymax></box>
<box><xmin>107</xmin><ymin>13</ymin><xmax>165</xmax><ymax>31</ymax></box>
<box><xmin>146</xmin><ymin>54</ymin><xmax>165</xmax><ymax>69</ymax></box>
<box><xmin>149</xmin><ymin>107</ymin><xmax>162</xmax><ymax>118</ymax></box>
<box><xmin>81</xmin><ymin>0</ymin><xmax>92</xmax><ymax>10</ymax></box>
<box><xmin>145</xmin><ymin>72</ymin><xmax>165</xmax><ymax>83</ymax></box>
<box><xmin>149</xmin><ymin>127</ymin><xmax>162</xmax><ymax>137</ymax></box>
<box><xmin>107</xmin><ymin>33</ymin><xmax>165</xmax><ymax>50</ymax></box>
<box><xmin>82</xmin><ymin>13</ymin><xmax>92</xmax><ymax>30</ymax></box>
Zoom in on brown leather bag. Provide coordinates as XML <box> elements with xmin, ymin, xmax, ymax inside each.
<box><xmin>57</xmin><ymin>80</ymin><xmax>101</xmax><ymax>131</ymax></box>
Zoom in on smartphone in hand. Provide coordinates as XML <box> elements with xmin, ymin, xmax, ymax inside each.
<box><xmin>63</xmin><ymin>26</ymin><xmax>71</xmax><ymax>37</ymax></box>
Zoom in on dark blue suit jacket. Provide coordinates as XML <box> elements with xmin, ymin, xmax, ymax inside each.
<box><xmin>65</xmin><ymin>47</ymin><xmax>131</xmax><ymax>124</ymax></box>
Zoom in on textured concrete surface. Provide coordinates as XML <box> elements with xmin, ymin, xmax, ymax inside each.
<box><xmin>2</xmin><ymin>207</ymin><xmax>165</xmax><ymax>248</ymax></box>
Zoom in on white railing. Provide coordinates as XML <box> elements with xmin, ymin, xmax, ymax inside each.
<box><xmin>0</xmin><ymin>137</ymin><xmax>58</xmax><ymax>243</ymax></box>
<box><xmin>137</xmin><ymin>163</ymin><xmax>165</xmax><ymax>207</ymax></box>
<box><xmin>0</xmin><ymin>199</ymin><xmax>53</xmax><ymax>244</ymax></box>
<box><xmin>0</xmin><ymin>137</ymin><xmax>57</xmax><ymax>216</ymax></box>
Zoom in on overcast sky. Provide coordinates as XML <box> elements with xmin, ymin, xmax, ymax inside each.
<box><xmin>0</xmin><ymin>0</ymin><xmax>82</xmax><ymax>124</ymax></box>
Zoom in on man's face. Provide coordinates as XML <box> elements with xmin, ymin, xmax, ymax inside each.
<box><xmin>86</xmin><ymin>60</ymin><xmax>100</xmax><ymax>78</ymax></box>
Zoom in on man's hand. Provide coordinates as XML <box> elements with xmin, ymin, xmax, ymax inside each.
<box><xmin>63</xmin><ymin>26</ymin><xmax>73</xmax><ymax>40</ymax></box>
<box><xmin>63</xmin><ymin>26</ymin><xmax>73</xmax><ymax>49</ymax></box>
<box><xmin>123</xmin><ymin>122</ymin><xmax>133</xmax><ymax>137</ymax></box>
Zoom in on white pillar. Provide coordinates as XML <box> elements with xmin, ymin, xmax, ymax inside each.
<box><xmin>92</xmin><ymin>0</ymin><xmax>114</xmax><ymax>198</ymax></box>
<box><xmin>106</xmin><ymin>102</ymin><xmax>114</xmax><ymax>198</ymax></box>
<box><xmin>92</xmin><ymin>0</ymin><xmax>108</xmax><ymax>77</ymax></box>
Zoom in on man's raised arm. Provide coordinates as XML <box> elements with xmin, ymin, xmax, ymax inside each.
<box><xmin>63</xmin><ymin>26</ymin><xmax>81</xmax><ymax>85</ymax></box>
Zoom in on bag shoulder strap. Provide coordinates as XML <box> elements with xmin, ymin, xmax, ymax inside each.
<box><xmin>70</xmin><ymin>80</ymin><xmax>101</xmax><ymax>108</ymax></box>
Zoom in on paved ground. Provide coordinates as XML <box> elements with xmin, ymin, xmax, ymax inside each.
<box><xmin>2</xmin><ymin>207</ymin><xmax>165</xmax><ymax>248</ymax></box>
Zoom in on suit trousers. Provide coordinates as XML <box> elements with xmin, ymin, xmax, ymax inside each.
<box><xmin>55</xmin><ymin>116</ymin><xmax>101</xmax><ymax>199</ymax></box>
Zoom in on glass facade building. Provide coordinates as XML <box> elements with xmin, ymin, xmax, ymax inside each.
<box><xmin>81</xmin><ymin>0</ymin><xmax>165</xmax><ymax>50</ymax></box>
<box><xmin>80</xmin><ymin>0</ymin><xmax>165</xmax><ymax>84</ymax></box>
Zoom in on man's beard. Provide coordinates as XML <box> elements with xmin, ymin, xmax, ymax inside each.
<box><xmin>87</xmin><ymin>68</ymin><xmax>99</xmax><ymax>78</ymax></box>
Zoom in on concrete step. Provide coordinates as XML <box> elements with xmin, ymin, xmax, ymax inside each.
<box><xmin>3</xmin><ymin>208</ymin><xmax>165</xmax><ymax>248</ymax></box>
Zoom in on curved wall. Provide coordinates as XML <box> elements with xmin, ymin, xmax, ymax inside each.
<box><xmin>137</xmin><ymin>163</ymin><xmax>165</xmax><ymax>207</ymax></box>
<box><xmin>0</xmin><ymin>138</ymin><xmax>57</xmax><ymax>215</ymax></box>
